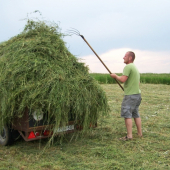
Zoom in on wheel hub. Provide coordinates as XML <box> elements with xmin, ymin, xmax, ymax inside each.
<box><xmin>0</xmin><ymin>128</ymin><xmax>6</xmax><ymax>141</ymax></box>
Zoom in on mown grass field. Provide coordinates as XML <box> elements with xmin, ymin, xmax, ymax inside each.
<box><xmin>0</xmin><ymin>83</ymin><xmax>170</xmax><ymax>170</ymax></box>
<box><xmin>90</xmin><ymin>73</ymin><xmax>170</xmax><ymax>85</ymax></box>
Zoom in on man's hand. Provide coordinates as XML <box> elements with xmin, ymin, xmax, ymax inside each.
<box><xmin>110</xmin><ymin>73</ymin><xmax>117</xmax><ymax>79</ymax></box>
<box><xmin>110</xmin><ymin>73</ymin><xmax>128</xmax><ymax>83</ymax></box>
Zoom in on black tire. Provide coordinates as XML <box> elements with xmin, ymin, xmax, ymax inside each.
<box><xmin>0</xmin><ymin>125</ymin><xmax>14</xmax><ymax>146</ymax></box>
<box><xmin>12</xmin><ymin>129</ymin><xmax>20</xmax><ymax>141</ymax></box>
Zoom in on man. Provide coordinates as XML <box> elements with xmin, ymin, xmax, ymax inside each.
<box><xmin>110</xmin><ymin>51</ymin><xmax>142</xmax><ymax>140</ymax></box>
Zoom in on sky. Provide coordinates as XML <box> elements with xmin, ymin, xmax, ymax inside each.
<box><xmin>1</xmin><ymin>0</ymin><xmax>170</xmax><ymax>73</ymax></box>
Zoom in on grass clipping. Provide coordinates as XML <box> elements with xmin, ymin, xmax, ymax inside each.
<box><xmin>0</xmin><ymin>20</ymin><xmax>109</xmax><ymax>136</ymax></box>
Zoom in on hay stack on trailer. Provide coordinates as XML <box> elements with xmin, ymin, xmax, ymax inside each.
<box><xmin>0</xmin><ymin>20</ymin><xmax>109</xmax><ymax>139</ymax></box>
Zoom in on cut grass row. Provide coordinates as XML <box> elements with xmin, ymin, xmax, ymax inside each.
<box><xmin>90</xmin><ymin>73</ymin><xmax>170</xmax><ymax>85</ymax></box>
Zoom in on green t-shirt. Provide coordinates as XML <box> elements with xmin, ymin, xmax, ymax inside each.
<box><xmin>123</xmin><ymin>63</ymin><xmax>141</xmax><ymax>95</ymax></box>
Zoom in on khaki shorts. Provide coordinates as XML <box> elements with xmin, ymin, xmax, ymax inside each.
<box><xmin>121</xmin><ymin>94</ymin><xmax>142</xmax><ymax>118</ymax></box>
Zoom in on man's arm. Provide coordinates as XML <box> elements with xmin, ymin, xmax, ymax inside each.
<box><xmin>110</xmin><ymin>73</ymin><xmax>128</xmax><ymax>83</ymax></box>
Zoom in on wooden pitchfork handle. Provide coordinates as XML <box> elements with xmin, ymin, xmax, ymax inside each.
<box><xmin>80</xmin><ymin>35</ymin><xmax>124</xmax><ymax>91</ymax></box>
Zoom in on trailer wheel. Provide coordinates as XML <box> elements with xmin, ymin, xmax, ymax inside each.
<box><xmin>0</xmin><ymin>125</ymin><xmax>14</xmax><ymax>146</ymax></box>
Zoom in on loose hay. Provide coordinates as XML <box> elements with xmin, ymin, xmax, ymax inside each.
<box><xmin>0</xmin><ymin>20</ymin><xmax>109</xmax><ymax>139</ymax></box>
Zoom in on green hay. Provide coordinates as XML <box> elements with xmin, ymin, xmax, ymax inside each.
<box><xmin>0</xmin><ymin>20</ymin><xmax>109</xmax><ymax>139</ymax></box>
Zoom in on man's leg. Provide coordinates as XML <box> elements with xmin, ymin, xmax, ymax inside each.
<box><xmin>134</xmin><ymin>117</ymin><xmax>142</xmax><ymax>137</ymax></box>
<box><xmin>125</xmin><ymin>118</ymin><xmax>133</xmax><ymax>138</ymax></box>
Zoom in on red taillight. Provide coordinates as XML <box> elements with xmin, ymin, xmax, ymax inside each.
<box><xmin>43</xmin><ymin>130</ymin><xmax>52</xmax><ymax>136</ymax></box>
<box><xmin>35</xmin><ymin>132</ymin><xmax>40</xmax><ymax>136</ymax></box>
<box><xmin>76</xmin><ymin>125</ymin><xmax>83</xmax><ymax>130</ymax></box>
<box><xmin>28</xmin><ymin>131</ymin><xmax>36</xmax><ymax>139</ymax></box>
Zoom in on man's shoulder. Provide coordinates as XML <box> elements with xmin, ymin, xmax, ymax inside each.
<box><xmin>123</xmin><ymin>63</ymin><xmax>139</xmax><ymax>76</ymax></box>
<box><xmin>128</xmin><ymin>63</ymin><xmax>135</xmax><ymax>67</ymax></box>
<box><xmin>126</xmin><ymin>63</ymin><xmax>138</xmax><ymax>70</ymax></box>
<box><xmin>124</xmin><ymin>63</ymin><xmax>134</xmax><ymax>70</ymax></box>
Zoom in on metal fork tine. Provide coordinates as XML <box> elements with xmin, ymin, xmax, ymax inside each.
<box><xmin>66</xmin><ymin>28</ymin><xmax>81</xmax><ymax>36</ymax></box>
<box><xmin>66</xmin><ymin>30</ymin><xmax>80</xmax><ymax>36</ymax></box>
<box><xmin>69</xmin><ymin>29</ymin><xmax>79</xmax><ymax>34</ymax></box>
<box><xmin>67</xmin><ymin>30</ymin><xmax>78</xmax><ymax>35</ymax></box>
<box><xmin>70</xmin><ymin>28</ymin><xmax>80</xmax><ymax>35</ymax></box>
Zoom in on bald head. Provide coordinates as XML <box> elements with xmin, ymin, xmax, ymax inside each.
<box><xmin>127</xmin><ymin>51</ymin><xmax>135</xmax><ymax>62</ymax></box>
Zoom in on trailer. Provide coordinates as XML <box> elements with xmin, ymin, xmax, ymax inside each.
<box><xmin>0</xmin><ymin>108</ymin><xmax>93</xmax><ymax>146</ymax></box>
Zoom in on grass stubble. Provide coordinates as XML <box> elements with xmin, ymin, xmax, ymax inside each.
<box><xmin>0</xmin><ymin>83</ymin><xmax>170</xmax><ymax>170</ymax></box>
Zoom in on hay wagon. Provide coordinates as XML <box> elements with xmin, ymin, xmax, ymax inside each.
<box><xmin>0</xmin><ymin>20</ymin><xmax>106</xmax><ymax>146</ymax></box>
<box><xmin>0</xmin><ymin>108</ymin><xmax>97</xmax><ymax>146</ymax></box>
<box><xmin>0</xmin><ymin>108</ymin><xmax>86</xmax><ymax>146</ymax></box>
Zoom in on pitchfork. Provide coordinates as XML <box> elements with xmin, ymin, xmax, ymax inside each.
<box><xmin>67</xmin><ymin>28</ymin><xmax>124</xmax><ymax>91</ymax></box>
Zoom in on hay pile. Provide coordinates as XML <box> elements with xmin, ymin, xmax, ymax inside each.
<box><xmin>0</xmin><ymin>20</ymin><xmax>109</xmax><ymax>134</ymax></box>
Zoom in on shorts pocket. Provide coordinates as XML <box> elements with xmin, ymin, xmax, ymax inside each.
<box><xmin>136</xmin><ymin>97</ymin><xmax>142</xmax><ymax>106</ymax></box>
<box><xmin>130</xmin><ymin>95</ymin><xmax>141</xmax><ymax>106</ymax></box>
<box><xmin>121</xmin><ymin>106</ymin><xmax>131</xmax><ymax>117</ymax></box>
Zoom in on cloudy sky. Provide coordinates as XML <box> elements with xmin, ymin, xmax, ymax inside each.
<box><xmin>1</xmin><ymin>0</ymin><xmax>170</xmax><ymax>73</ymax></box>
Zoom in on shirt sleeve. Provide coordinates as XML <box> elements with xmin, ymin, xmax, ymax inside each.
<box><xmin>123</xmin><ymin>65</ymin><xmax>131</xmax><ymax>76</ymax></box>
